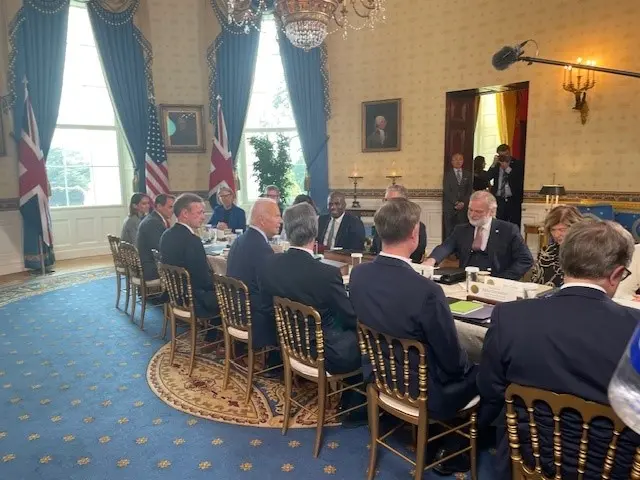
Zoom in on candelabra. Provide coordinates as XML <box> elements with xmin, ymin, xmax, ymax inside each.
<box><xmin>348</xmin><ymin>175</ymin><xmax>363</xmax><ymax>208</ymax></box>
<box><xmin>562</xmin><ymin>58</ymin><xmax>596</xmax><ymax>125</ymax></box>
<box><xmin>385</xmin><ymin>174</ymin><xmax>402</xmax><ymax>185</ymax></box>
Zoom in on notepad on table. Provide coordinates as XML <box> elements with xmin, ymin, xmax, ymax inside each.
<box><xmin>449</xmin><ymin>301</ymin><xmax>484</xmax><ymax>315</ymax></box>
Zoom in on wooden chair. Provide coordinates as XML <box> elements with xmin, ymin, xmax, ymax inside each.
<box><xmin>358</xmin><ymin>323</ymin><xmax>479</xmax><ymax>480</ymax></box>
<box><xmin>107</xmin><ymin>235</ymin><xmax>129</xmax><ymax>310</ymax></box>
<box><xmin>118</xmin><ymin>242</ymin><xmax>163</xmax><ymax>330</ymax></box>
<box><xmin>273</xmin><ymin>297</ymin><xmax>365</xmax><ymax>458</ymax></box>
<box><xmin>157</xmin><ymin>262</ymin><xmax>221</xmax><ymax>376</ymax></box>
<box><xmin>505</xmin><ymin>383</ymin><xmax>640</xmax><ymax>480</ymax></box>
<box><xmin>213</xmin><ymin>274</ymin><xmax>281</xmax><ymax>404</ymax></box>
<box><xmin>151</xmin><ymin>249</ymin><xmax>169</xmax><ymax>339</ymax></box>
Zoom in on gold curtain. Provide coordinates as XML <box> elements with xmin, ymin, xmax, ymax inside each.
<box><xmin>496</xmin><ymin>91</ymin><xmax>517</xmax><ymax>146</ymax></box>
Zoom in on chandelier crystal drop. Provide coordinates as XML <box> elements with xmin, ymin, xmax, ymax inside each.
<box><xmin>219</xmin><ymin>0</ymin><xmax>386</xmax><ymax>50</ymax></box>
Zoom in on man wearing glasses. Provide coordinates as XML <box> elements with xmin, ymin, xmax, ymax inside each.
<box><xmin>208</xmin><ymin>186</ymin><xmax>246</xmax><ymax>233</ymax></box>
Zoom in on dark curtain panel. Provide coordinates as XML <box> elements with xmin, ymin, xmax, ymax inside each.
<box><xmin>87</xmin><ymin>2</ymin><xmax>149</xmax><ymax>192</ymax></box>
<box><xmin>277</xmin><ymin>34</ymin><xmax>330</xmax><ymax>211</ymax></box>
<box><xmin>210</xmin><ymin>29</ymin><xmax>261</xmax><ymax>166</ymax></box>
<box><xmin>11</xmin><ymin>0</ymin><xmax>70</xmax><ymax>270</ymax></box>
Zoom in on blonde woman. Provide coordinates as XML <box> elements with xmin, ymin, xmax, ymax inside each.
<box><xmin>531</xmin><ymin>205</ymin><xmax>583</xmax><ymax>287</ymax></box>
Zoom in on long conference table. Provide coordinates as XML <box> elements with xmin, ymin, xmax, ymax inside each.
<box><xmin>205</xmin><ymin>244</ymin><xmax>495</xmax><ymax>362</ymax></box>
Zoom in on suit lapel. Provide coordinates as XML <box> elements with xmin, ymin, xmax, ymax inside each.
<box><xmin>335</xmin><ymin>214</ymin><xmax>347</xmax><ymax>245</ymax></box>
<box><xmin>485</xmin><ymin>219</ymin><xmax>500</xmax><ymax>255</ymax></box>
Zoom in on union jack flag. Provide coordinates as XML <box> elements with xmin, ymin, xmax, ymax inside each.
<box><xmin>209</xmin><ymin>97</ymin><xmax>235</xmax><ymax>199</ymax></box>
<box><xmin>18</xmin><ymin>81</ymin><xmax>53</xmax><ymax>247</ymax></box>
<box><xmin>145</xmin><ymin>102</ymin><xmax>169</xmax><ymax>198</ymax></box>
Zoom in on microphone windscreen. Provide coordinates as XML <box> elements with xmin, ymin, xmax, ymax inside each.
<box><xmin>492</xmin><ymin>46</ymin><xmax>519</xmax><ymax>71</ymax></box>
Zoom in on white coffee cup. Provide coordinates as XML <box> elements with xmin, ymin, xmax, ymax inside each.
<box><xmin>523</xmin><ymin>283</ymin><xmax>539</xmax><ymax>299</ymax></box>
<box><xmin>422</xmin><ymin>265</ymin><xmax>435</xmax><ymax>279</ymax></box>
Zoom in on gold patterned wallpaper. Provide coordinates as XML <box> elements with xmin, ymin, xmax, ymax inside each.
<box><xmin>1</xmin><ymin>0</ymin><xmax>638</xmax><ymax>200</ymax></box>
<box><xmin>325</xmin><ymin>0</ymin><xmax>640</xmax><ymax>193</ymax></box>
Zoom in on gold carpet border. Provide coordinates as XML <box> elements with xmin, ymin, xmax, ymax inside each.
<box><xmin>0</xmin><ymin>268</ymin><xmax>113</xmax><ymax>307</ymax></box>
<box><xmin>147</xmin><ymin>342</ymin><xmax>339</xmax><ymax>429</ymax></box>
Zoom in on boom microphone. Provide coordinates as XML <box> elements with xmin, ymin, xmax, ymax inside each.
<box><xmin>491</xmin><ymin>41</ymin><xmax>528</xmax><ymax>71</ymax></box>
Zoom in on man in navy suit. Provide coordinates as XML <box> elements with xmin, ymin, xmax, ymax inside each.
<box><xmin>477</xmin><ymin>220</ymin><xmax>640</xmax><ymax>479</ymax></box>
<box><xmin>350</xmin><ymin>197</ymin><xmax>478</xmax><ymax>474</ymax></box>
<box><xmin>317</xmin><ymin>191</ymin><xmax>365</xmax><ymax>251</ymax></box>
<box><xmin>425</xmin><ymin>190</ymin><xmax>533</xmax><ymax>280</ymax></box>
<box><xmin>159</xmin><ymin>193</ymin><xmax>218</xmax><ymax>318</ymax></box>
<box><xmin>207</xmin><ymin>186</ymin><xmax>246</xmax><ymax>233</ymax></box>
<box><xmin>137</xmin><ymin>193</ymin><xmax>174</xmax><ymax>280</ymax></box>
<box><xmin>226</xmin><ymin>198</ymin><xmax>282</xmax><ymax>348</ymax></box>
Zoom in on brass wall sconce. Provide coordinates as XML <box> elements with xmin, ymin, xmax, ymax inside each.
<box><xmin>562</xmin><ymin>58</ymin><xmax>596</xmax><ymax>125</ymax></box>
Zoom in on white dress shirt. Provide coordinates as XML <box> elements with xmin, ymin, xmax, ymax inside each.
<box><xmin>497</xmin><ymin>165</ymin><xmax>513</xmax><ymax>198</ymax></box>
<box><xmin>379</xmin><ymin>251</ymin><xmax>412</xmax><ymax>266</ymax></box>
<box><xmin>249</xmin><ymin>225</ymin><xmax>269</xmax><ymax>244</ymax></box>
<box><xmin>454</xmin><ymin>168</ymin><xmax>463</xmax><ymax>184</ymax></box>
<box><xmin>177</xmin><ymin>222</ymin><xmax>195</xmax><ymax>235</ymax></box>
<box><xmin>323</xmin><ymin>213</ymin><xmax>345</xmax><ymax>249</ymax></box>
<box><xmin>561</xmin><ymin>282</ymin><xmax>607</xmax><ymax>294</ymax></box>
<box><xmin>473</xmin><ymin>220</ymin><xmax>491</xmax><ymax>251</ymax></box>
<box><xmin>289</xmin><ymin>246</ymin><xmax>315</xmax><ymax>257</ymax></box>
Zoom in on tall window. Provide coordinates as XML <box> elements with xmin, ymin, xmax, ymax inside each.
<box><xmin>473</xmin><ymin>94</ymin><xmax>500</xmax><ymax>170</ymax></box>
<box><xmin>48</xmin><ymin>5</ymin><xmax>124</xmax><ymax>208</ymax></box>
<box><xmin>237</xmin><ymin>16</ymin><xmax>305</xmax><ymax>204</ymax></box>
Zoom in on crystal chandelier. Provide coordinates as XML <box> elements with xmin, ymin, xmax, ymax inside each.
<box><xmin>219</xmin><ymin>0</ymin><xmax>386</xmax><ymax>50</ymax></box>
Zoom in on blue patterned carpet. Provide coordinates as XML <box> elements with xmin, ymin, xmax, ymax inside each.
<box><xmin>0</xmin><ymin>271</ymin><xmax>497</xmax><ymax>479</ymax></box>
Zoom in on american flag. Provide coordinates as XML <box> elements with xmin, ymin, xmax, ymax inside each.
<box><xmin>18</xmin><ymin>80</ymin><xmax>53</xmax><ymax>247</ymax></box>
<box><xmin>145</xmin><ymin>102</ymin><xmax>169</xmax><ymax>198</ymax></box>
<box><xmin>209</xmin><ymin>97</ymin><xmax>235</xmax><ymax>198</ymax></box>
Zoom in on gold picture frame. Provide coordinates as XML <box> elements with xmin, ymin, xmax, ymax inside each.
<box><xmin>159</xmin><ymin>104</ymin><xmax>206</xmax><ymax>153</ymax></box>
<box><xmin>362</xmin><ymin>98</ymin><xmax>402</xmax><ymax>153</ymax></box>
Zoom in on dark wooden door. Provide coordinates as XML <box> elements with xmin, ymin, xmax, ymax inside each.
<box><xmin>443</xmin><ymin>93</ymin><xmax>477</xmax><ymax>172</ymax></box>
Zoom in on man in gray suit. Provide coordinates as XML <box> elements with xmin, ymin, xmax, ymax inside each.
<box><xmin>443</xmin><ymin>153</ymin><xmax>472</xmax><ymax>240</ymax></box>
<box><xmin>137</xmin><ymin>193</ymin><xmax>175</xmax><ymax>280</ymax></box>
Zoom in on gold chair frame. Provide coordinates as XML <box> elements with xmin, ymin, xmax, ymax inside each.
<box><xmin>274</xmin><ymin>296</ymin><xmax>366</xmax><ymax>458</ymax></box>
<box><xmin>157</xmin><ymin>262</ymin><xmax>222</xmax><ymax>376</ymax></box>
<box><xmin>213</xmin><ymin>274</ymin><xmax>281</xmax><ymax>404</ymax></box>
<box><xmin>505</xmin><ymin>383</ymin><xmax>640</xmax><ymax>480</ymax></box>
<box><xmin>118</xmin><ymin>242</ymin><xmax>164</xmax><ymax>330</ymax></box>
<box><xmin>107</xmin><ymin>235</ymin><xmax>129</xmax><ymax>310</ymax></box>
<box><xmin>358</xmin><ymin>323</ymin><xmax>479</xmax><ymax>480</ymax></box>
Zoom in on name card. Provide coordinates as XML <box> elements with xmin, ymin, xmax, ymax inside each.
<box><xmin>468</xmin><ymin>282</ymin><xmax>520</xmax><ymax>302</ymax></box>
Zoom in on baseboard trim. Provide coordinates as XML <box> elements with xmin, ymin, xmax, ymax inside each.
<box><xmin>53</xmin><ymin>245</ymin><xmax>110</xmax><ymax>261</ymax></box>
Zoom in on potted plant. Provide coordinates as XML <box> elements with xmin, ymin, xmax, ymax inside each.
<box><xmin>249</xmin><ymin>133</ymin><xmax>293</xmax><ymax>201</ymax></box>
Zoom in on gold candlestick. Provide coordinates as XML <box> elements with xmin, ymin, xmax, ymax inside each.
<box><xmin>348</xmin><ymin>175</ymin><xmax>363</xmax><ymax>208</ymax></box>
<box><xmin>386</xmin><ymin>174</ymin><xmax>402</xmax><ymax>185</ymax></box>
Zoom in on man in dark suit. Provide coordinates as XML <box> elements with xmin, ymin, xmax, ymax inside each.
<box><xmin>443</xmin><ymin>153</ymin><xmax>473</xmax><ymax>239</ymax></box>
<box><xmin>261</xmin><ymin>202</ymin><xmax>362</xmax><ymax>416</ymax></box>
<box><xmin>159</xmin><ymin>193</ymin><xmax>217</xmax><ymax>317</ymax></box>
<box><xmin>350</xmin><ymin>197</ymin><xmax>478</xmax><ymax>474</ymax></box>
<box><xmin>226</xmin><ymin>198</ymin><xmax>282</xmax><ymax>348</ymax></box>
<box><xmin>137</xmin><ymin>193</ymin><xmax>174</xmax><ymax>280</ymax></box>
<box><xmin>317</xmin><ymin>191</ymin><xmax>365</xmax><ymax>251</ymax></box>
<box><xmin>487</xmin><ymin>144</ymin><xmax>524</xmax><ymax>228</ymax></box>
<box><xmin>477</xmin><ymin>220</ymin><xmax>640</xmax><ymax>479</ymax></box>
<box><xmin>370</xmin><ymin>184</ymin><xmax>427</xmax><ymax>263</ymax></box>
<box><xmin>425</xmin><ymin>191</ymin><xmax>533</xmax><ymax>280</ymax></box>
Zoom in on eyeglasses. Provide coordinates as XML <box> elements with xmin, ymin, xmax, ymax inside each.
<box><xmin>621</xmin><ymin>267</ymin><xmax>632</xmax><ymax>282</ymax></box>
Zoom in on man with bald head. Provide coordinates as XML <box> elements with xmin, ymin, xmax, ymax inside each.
<box><xmin>317</xmin><ymin>191</ymin><xmax>365</xmax><ymax>251</ymax></box>
<box><xmin>226</xmin><ymin>198</ymin><xmax>282</xmax><ymax>348</ymax></box>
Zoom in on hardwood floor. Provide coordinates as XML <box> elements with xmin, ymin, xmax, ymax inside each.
<box><xmin>0</xmin><ymin>255</ymin><xmax>113</xmax><ymax>287</ymax></box>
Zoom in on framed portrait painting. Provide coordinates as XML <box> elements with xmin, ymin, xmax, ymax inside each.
<box><xmin>361</xmin><ymin>98</ymin><xmax>401</xmax><ymax>153</ymax></box>
<box><xmin>159</xmin><ymin>104</ymin><xmax>206</xmax><ymax>153</ymax></box>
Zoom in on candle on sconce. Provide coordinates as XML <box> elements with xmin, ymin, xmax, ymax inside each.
<box><xmin>351</xmin><ymin>164</ymin><xmax>359</xmax><ymax>177</ymax></box>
